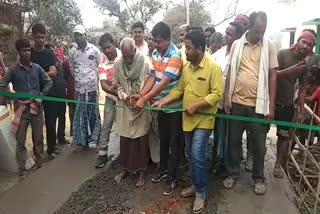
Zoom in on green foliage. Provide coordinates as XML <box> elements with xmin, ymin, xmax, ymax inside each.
<box><xmin>24</xmin><ymin>0</ymin><xmax>83</xmax><ymax>37</ymax></box>
<box><xmin>94</xmin><ymin>0</ymin><xmax>163</xmax><ymax>33</ymax></box>
<box><xmin>163</xmin><ymin>0</ymin><xmax>211</xmax><ymax>44</ymax></box>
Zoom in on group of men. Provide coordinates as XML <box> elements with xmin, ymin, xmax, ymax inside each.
<box><xmin>0</xmin><ymin>10</ymin><xmax>320</xmax><ymax>214</ymax></box>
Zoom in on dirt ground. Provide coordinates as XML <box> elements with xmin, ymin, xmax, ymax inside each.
<box><xmin>54</xmin><ymin>159</ymin><xmax>224</xmax><ymax>214</ymax></box>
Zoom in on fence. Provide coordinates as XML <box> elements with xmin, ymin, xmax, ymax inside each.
<box><xmin>287</xmin><ymin>104</ymin><xmax>320</xmax><ymax>214</ymax></box>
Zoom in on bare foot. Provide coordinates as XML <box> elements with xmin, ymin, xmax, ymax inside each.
<box><xmin>114</xmin><ymin>171</ymin><xmax>127</xmax><ymax>184</ymax></box>
<box><xmin>135</xmin><ymin>171</ymin><xmax>145</xmax><ymax>187</ymax></box>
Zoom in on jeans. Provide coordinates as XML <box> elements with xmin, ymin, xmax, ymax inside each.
<box><xmin>158</xmin><ymin>111</ymin><xmax>184</xmax><ymax>181</ymax></box>
<box><xmin>185</xmin><ymin>129</ymin><xmax>211</xmax><ymax>199</ymax></box>
<box><xmin>98</xmin><ymin>97</ymin><xmax>115</xmax><ymax>156</ymax></box>
<box><xmin>227</xmin><ymin>103</ymin><xmax>268</xmax><ymax>182</ymax></box>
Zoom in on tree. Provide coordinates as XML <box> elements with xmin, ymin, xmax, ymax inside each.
<box><xmin>163</xmin><ymin>0</ymin><xmax>212</xmax><ymax>44</ymax></box>
<box><xmin>93</xmin><ymin>0</ymin><xmax>163</xmax><ymax>33</ymax></box>
<box><xmin>23</xmin><ymin>0</ymin><xmax>83</xmax><ymax>37</ymax></box>
<box><xmin>163</xmin><ymin>0</ymin><xmax>240</xmax><ymax>44</ymax></box>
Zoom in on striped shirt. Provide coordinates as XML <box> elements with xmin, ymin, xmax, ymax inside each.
<box><xmin>150</xmin><ymin>42</ymin><xmax>183</xmax><ymax>108</ymax></box>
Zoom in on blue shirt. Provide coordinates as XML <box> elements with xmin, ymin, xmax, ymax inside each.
<box><xmin>0</xmin><ymin>62</ymin><xmax>53</xmax><ymax>96</ymax></box>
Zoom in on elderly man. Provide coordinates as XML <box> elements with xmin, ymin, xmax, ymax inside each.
<box><xmin>223</xmin><ymin>12</ymin><xmax>278</xmax><ymax>195</ymax></box>
<box><xmin>113</xmin><ymin>38</ymin><xmax>150</xmax><ymax>187</ymax></box>
<box><xmin>274</xmin><ymin>30</ymin><xmax>317</xmax><ymax>178</ymax></box>
<box><xmin>178</xmin><ymin>24</ymin><xmax>190</xmax><ymax>61</ymax></box>
<box><xmin>147</xmin><ymin>34</ymin><xmax>155</xmax><ymax>57</ymax></box>
<box><xmin>69</xmin><ymin>25</ymin><xmax>101</xmax><ymax>152</ymax></box>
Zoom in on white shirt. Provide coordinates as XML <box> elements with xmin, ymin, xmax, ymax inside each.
<box><xmin>69</xmin><ymin>42</ymin><xmax>101</xmax><ymax>93</ymax></box>
<box><xmin>137</xmin><ymin>40</ymin><xmax>149</xmax><ymax>56</ymax></box>
<box><xmin>212</xmin><ymin>45</ymin><xmax>229</xmax><ymax>109</ymax></box>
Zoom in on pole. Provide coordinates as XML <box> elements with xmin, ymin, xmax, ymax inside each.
<box><xmin>316</xmin><ymin>25</ymin><xmax>320</xmax><ymax>54</ymax></box>
<box><xmin>186</xmin><ymin>0</ymin><xmax>190</xmax><ymax>25</ymax></box>
<box><xmin>289</xmin><ymin>32</ymin><xmax>295</xmax><ymax>46</ymax></box>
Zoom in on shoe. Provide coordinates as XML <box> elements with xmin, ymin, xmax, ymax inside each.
<box><xmin>47</xmin><ymin>153</ymin><xmax>56</xmax><ymax>160</ymax></box>
<box><xmin>151</xmin><ymin>171</ymin><xmax>167</xmax><ymax>183</ymax></box>
<box><xmin>19</xmin><ymin>170</ymin><xmax>28</xmax><ymax>180</ymax></box>
<box><xmin>95</xmin><ymin>155</ymin><xmax>108</xmax><ymax>168</ymax></box>
<box><xmin>163</xmin><ymin>180</ymin><xmax>177</xmax><ymax>196</ymax></box>
<box><xmin>193</xmin><ymin>196</ymin><xmax>205</xmax><ymax>214</ymax></box>
<box><xmin>254</xmin><ymin>182</ymin><xmax>266</xmax><ymax>195</ymax></box>
<box><xmin>57</xmin><ymin>139</ymin><xmax>70</xmax><ymax>145</ymax></box>
<box><xmin>54</xmin><ymin>147</ymin><xmax>63</xmax><ymax>154</ymax></box>
<box><xmin>245</xmin><ymin>161</ymin><xmax>253</xmax><ymax>172</ymax></box>
<box><xmin>34</xmin><ymin>159</ymin><xmax>43</xmax><ymax>169</ymax></box>
<box><xmin>180</xmin><ymin>186</ymin><xmax>195</xmax><ymax>198</ymax></box>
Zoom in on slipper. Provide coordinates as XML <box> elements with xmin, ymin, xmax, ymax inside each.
<box><xmin>245</xmin><ymin>162</ymin><xmax>253</xmax><ymax>172</ymax></box>
<box><xmin>72</xmin><ymin>146</ymin><xmax>82</xmax><ymax>153</ymax></box>
<box><xmin>254</xmin><ymin>182</ymin><xmax>266</xmax><ymax>195</ymax></box>
<box><xmin>274</xmin><ymin>166</ymin><xmax>284</xmax><ymax>178</ymax></box>
<box><xmin>135</xmin><ymin>178</ymin><xmax>145</xmax><ymax>188</ymax></box>
<box><xmin>223</xmin><ymin>176</ymin><xmax>236</xmax><ymax>189</ymax></box>
<box><xmin>193</xmin><ymin>196</ymin><xmax>205</xmax><ymax>214</ymax></box>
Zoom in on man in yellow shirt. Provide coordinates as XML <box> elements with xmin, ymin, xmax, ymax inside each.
<box><xmin>153</xmin><ymin>30</ymin><xmax>222</xmax><ymax>214</ymax></box>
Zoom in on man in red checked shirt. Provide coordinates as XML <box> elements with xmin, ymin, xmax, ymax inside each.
<box><xmin>95</xmin><ymin>33</ymin><xmax>121</xmax><ymax>168</ymax></box>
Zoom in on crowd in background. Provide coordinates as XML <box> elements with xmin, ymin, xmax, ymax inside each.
<box><xmin>0</xmin><ymin>10</ymin><xmax>320</xmax><ymax>214</ymax></box>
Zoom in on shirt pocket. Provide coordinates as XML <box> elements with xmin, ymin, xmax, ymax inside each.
<box><xmin>192</xmin><ymin>77</ymin><xmax>209</xmax><ymax>97</ymax></box>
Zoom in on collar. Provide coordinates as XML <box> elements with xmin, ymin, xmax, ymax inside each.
<box><xmin>159</xmin><ymin>42</ymin><xmax>174</xmax><ymax>58</ymax></box>
<box><xmin>189</xmin><ymin>53</ymin><xmax>207</xmax><ymax>70</ymax></box>
<box><xmin>244</xmin><ymin>33</ymin><xmax>262</xmax><ymax>47</ymax></box>
<box><xmin>76</xmin><ymin>41</ymin><xmax>90</xmax><ymax>51</ymax></box>
<box><xmin>18</xmin><ymin>61</ymin><xmax>32</xmax><ymax>68</ymax></box>
<box><xmin>137</xmin><ymin>40</ymin><xmax>147</xmax><ymax>48</ymax></box>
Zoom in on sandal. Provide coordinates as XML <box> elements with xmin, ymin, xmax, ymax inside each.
<box><xmin>223</xmin><ymin>176</ymin><xmax>236</xmax><ymax>189</ymax></box>
<box><xmin>274</xmin><ymin>166</ymin><xmax>284</xmax><ymax>178</ymax></box>
<box><xmin>254</xmin><ymin>182</ymin><xmax>266</xmax><ymax>195</ymax></box>
<box><xmin>193</xmin><ymin>196</ymin><xmax>205</xmax><ymax>214</ymax></box>
<box><xmin>72</xmin><ymin>146</ymin><xmax>82</xmax><ymax>152</ymax></box>
<box><xmin>135</xmin><ymin>171</ymin><xmax>145</xmax><ymax>188</ymax></box>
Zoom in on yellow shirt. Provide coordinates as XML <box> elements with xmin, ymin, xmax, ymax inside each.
<box><xmin>170</xmin><ymin>54</ymin><xmax>223</xmax><ymax>132</ymax></box>
<box><xmin>230</xmin><ymin>37</ymin><xmax>278</xmax><ymax>106</ymax></box>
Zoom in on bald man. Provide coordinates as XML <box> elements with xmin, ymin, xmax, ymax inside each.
<box><xmin>178</xmin><ymin>24</ymin><xmax>190</xmax><ymax>61</ymax></box>
<box><xmin>113</xmin><ymin>38</ymin><xmax>151</xmax><ymax>187</ymax></box>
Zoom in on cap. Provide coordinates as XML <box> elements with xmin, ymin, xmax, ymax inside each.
<box><xmin>73</xmin><ymin>25</ymin><xmax>86</xmax><ymax>34</ymax></box>
<box><xmin>234</xmin><ymin>14</ymin><xmax>249</xmax><ymax>27</ymax></box>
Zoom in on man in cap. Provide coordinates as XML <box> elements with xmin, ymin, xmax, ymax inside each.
<box><xmin>69</xmin><ymin>25</ymin><xmax>101</xmax><ymax>151</ymax></box>
<box><xmin>234</xmin><ymin>14</ymin><xmax>249</xmax><ymax>31</ymax></box>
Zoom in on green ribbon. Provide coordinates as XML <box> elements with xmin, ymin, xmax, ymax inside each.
<box><xmin>1</xmin><ymin>91</ymin><xmax>319</xmax><ymax>131</ymax></box>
